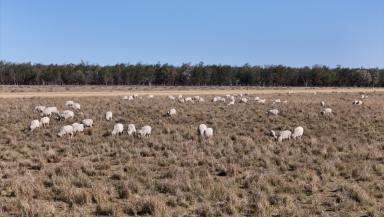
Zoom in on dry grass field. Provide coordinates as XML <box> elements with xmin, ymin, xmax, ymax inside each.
<box><xmin>0</xmin><ymin>88</ymin><xmax>384</xmax><ymax>216</ymax></box>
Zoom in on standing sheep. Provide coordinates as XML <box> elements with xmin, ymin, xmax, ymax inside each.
<box><xmin>58</xmin><ymin>125</ymin><xmax>74</xmax><ymax>138</ymax></box>
<box><xmin>73</xmin><ymin>103</ymin><xmax>81</xmax><ymax>110</ymax></box>
<box><xmin>82</xmin><ymin>119</ymin><xmax>93</xmax><ymax>128</ymax></box>
<box><xmin>59</xmin><ymin>110</ymin><xmax>74</xmax><ymax>120</ymax></box>
<box><xmin>292</xmin><ymin>126</ymin><xmax>304</xmax><ymax>139</ymax></box>
<box><xmin>204</xmin><ymin>127</ymin><xmax>214</xmax><ymax>138</ymax></box>
<box><xmin>353</xmin><ymin>100</ymin><xmax>363</xmax><ymax>105</ymax></box>
<box><xmin>65</xmin><ymin>101</ymin><xmax>74</xmax><ymax>107</ymax></box>
<box><xmin>167</xmin><ymin>108</ymin><xmax>177</xmax><ymax>116</ymax></box>
<box><xmin>72</xmin><ymin>123</ymin><xmax>84</xmax><ymax>134</ymax></box>
<box><xmin>240</xmin><ymin>98</ymin><xmax>248</xmax><ymax>103</ymax></box>
<box><xmin>137</xmin><ymin>125</ymin><xmax>152</xmax><ymax>138</ymax></box>
<box><xmin>271</xmin><ymin>130</ymin><xmax>291</xmax><ymax>142</ymax></box>
<box><xmin>267</xmin><ymin>109</ymin><xmax>279</xmax><ymax>116</ymax></box>
<box><xmin>127</xmin><ymin>124</ymin><xmax>136</xmax><ymax>136</ymax></box>
<box><xmin>105</xmin><ymin>111</ymin><xmax>113</xmax><ymax>121</ymax></box>
<box><xmin>321</xmin><ymin>108</ymin><xmax>332</xmax><ymax>115</ymax></box>
<box><xmin>320</xmin><ymin>101</ymin><xmax>325</xmax><ymax>107</ymax></box>
<box><xmin>111</xmin><ymin>123</ymin><xmax>124</xmax><ymax>136</ymax></box>
<box><xmin>168</xmin><ymin>95</ymin><xmax>175</xmax><ymax>100</ymax></box>
<box><xmin>30</xmin><ymin>120</ymin><xmax>41</xmax><ymax>132</ymax></box>
<box><xmin>40</xmin><ymin>117</ymin><xmax>50</xmax><ymax>127</ymax></box>
<box><xmin>198</xmin><ymin>124</ymin><xmax>207</xmax><ymax>136</ymax></box>
<box><xmin>41</xmin><ymin>107</ymin><xmax>59</xmax><ymax>117</ymax></box>
<box><xmin>34</xmin><ymin>105</ymin><xmax>46</xmax><ymax>113</ymax></box>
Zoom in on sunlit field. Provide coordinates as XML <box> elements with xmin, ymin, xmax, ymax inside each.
<box><xmin>0</xmin><ymin>88</ymin><xmax>383</xmax><ymax>216</ymax></box>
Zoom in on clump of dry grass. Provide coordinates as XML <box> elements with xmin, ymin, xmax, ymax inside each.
<box><xmin>0</xmin><ymin>91</ymin><xmax>384</xmax><ymax>216</ymax></box>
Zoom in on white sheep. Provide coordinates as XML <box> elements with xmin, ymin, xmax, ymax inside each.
<box><xmin>127</xmin><ymin>124</ymin><xmax>136</xmax><ymax>136</ymax></box>
<box><xmin>168</xmin><ymin>95</ymin><xmax>175</xmax><ymax>100</ymax></box>
<box><xmin>111</xmin><ymin>123</ymin><xmax>124</xmax><ymax>136</ymax></box>
<box><xmin>192</xmin><ymin>96</ymin><xmax>200</xmax><ymax>101</ymax></box>
<box><xmin>58</xmin><ymin>125</ymin><xmax>74</xmax><ymax>138</ymax></box>
<box><xmin>148</xmin><ymin>95</ymin><xmax>154</xmax><ymax>98</ymax></box>
<box><xmin>274</xmin><ymin>99</ymin><xmax>281</xmax><ymax>103</ymax></box>
<box><xmin>240</xmin><ymin>98</ymin><xmax>248</xmax><ymax>103</ymax></box>
<box><xmin>321</xmin><ymin>101</ymin><xmax>325</xmax><ymax>107</ymax></box>
<box><xmin>133</xmin><ymin>94</ymin><xmax>139</xmax><ymax>98</ymax></box>
<box><xmin>178</xmin><ymin>98</ymin><xmax>185</xmax><ymax>103</ymax></box>
<box><xmin>321</xmin><ymin>108</ymin><xmax>332</xmax><ymax>115</ymax></box>
<box><xmin>178</xmin><ymin>95</ymin><xmax>183</xmax><ymax>99</ymax></box>
<box><xmin>292</xmin><ymin>126</ymin><xmax>304</xmax><ymax>139</ymax></box>
<box><xmin>204</xmin><ymin>127</ymin><xmax>213</xmax><ymax>138</ymax></box>
<box><xmin>353</xmin><ymin>100</ymin><xmax>363</xmax><ymax>105</ymax></box>
<box><xmin>65</xmin><ymin>100</ymin><xmax>74</xmax><ymax>107</ymax></box>
<box><xmin>59</xmin><ymin>110</ymin><xmax>74</xmax><ymax>120</ymax></box>
<box><xmin>73</xmin><ymin>103</ymin><xmax>81</xmax><ymax>110</ymax></box>
<box><xmin>41</xmin><ymin>106</ymin><xmax>59</xmax><ymax>117</ymax></box>
<box><xmin>227</xmin><ymin>100</ymin><xmax>235</xmax><ymax>106</ymax></box>
<box><xmin>198</xmin><ymin>124</ymin><xmax>207</xmax><ymax>136</ymax></box>
<box><xmin>34</xmin><ymin>105</ymin><xmax>46</xmax><ymax>113</ymax></box>
<box><xmin>72</xmin><ymin>123</ymin><xmax>84</xmax><ymax>134</ymax></box>
<box><xmin>185</xmin><ymin>97</ymin><xmax>193</xmax><ymax>102</ymax></box>
<box><xmin>167</xmin><ymin>108</ymin><xmax>177</xmax><ymax>116</ymax></box>
<box><xmin>105</xmin><ymin>111</ymin><xmax>113</xmax><ymax>121</ymax></box>
<box><xmin>225</xmin><ymin>94</ymin><xmax>231</xmax><ymax>98</ymax></box>
<box><xmin>268</xmin><ymin>109</ymin><xmax>279</xmax><ymax>116</ymax></box>
<box><xmin>271</xmin><ymin>130</ymin><xmax>291</xmax><ymax>142</ymax></box>
<box><xmin>40</xmin><ymin>117</ymin><xmax>50</xmax><ymax>127</ymax></box>
<box><xmin>30</xmin><ymin>120</ymin><xmax>41</xmax><ymax>132</ymax></box>
<box><xmin>82</xmin><ymin>119</ymin><xmax>93</xmax><ymax>128</ymax></box>
<box><xmin>257</xmin><ymin>99</ymin><xmax>266</xmax><ymax>104</ymax></box>
<box><xmin>198</xmin><ymin>97</ymin><xmax>205</xmax><ymax>102</ymax></box>
<box><xmin>254</xmin><ymin>96</ymin><xmax>260</xmax><ymax>101</ymax></box>
<box><xmin>137</xmin><ymin>125</ymin><xmax>152</xmax><ymax>137</ymax></box>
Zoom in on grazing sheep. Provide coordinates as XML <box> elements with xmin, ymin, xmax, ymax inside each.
<box><xmin>72</xmin><ymin>123</ymin><xmax>84</xmax><ymax>134</ymax></box>
<box><xmin>321</xmin><ymin>108</ymin><xmax>332</xmax><ymax>115</ymax></box>
<box><xmin>274</xmin><ymin>99</ymin><xmax>281</xmax><ymax>103</ymax></box>
<box><xmin>111</xmin><ymin>123</ymin><xmax>124</xmax><ymax>136</ymax></box>
<box><xmin>30</xmin><ymin>120</ymin><xmax>41</xmax><ymax>132</ymax></box>
<box><xmin>40</xmin><ymin>117</ymin><xmax>50</xmax><ymax>127</ymax></box>
<box><xmin>34</xmin><ymin>105</ymin><xmax>46</xmax><ymax>113</ymax></box>
<box><xmin>58</xmin><ymin>125</ymin><xmax>74</xmax><ymax>138</ymax></box>
<box><xmin>225</xmin><ymin>94</ymin><xmax>231</xmax><ymax>98</ymax></box>
<box><xmin>185</xmin><ymin>97</ymin><xmax>193</xmax><ymax>102</ymax></box>
<box><xmin>198</xmin><ymin>124</ymin><xmax>207</xmax><ymax>136</ymax></box>
<box><xmin>133</xmin><ymin>94</ymin><xmax>139</xmax><ymax>98</ymax></box>
<box><xmin>82</xmin><ymin>119</ymin><xmax>93</xmax><ymax>128</ymax></box>
<box><xmin>204</xmin><ymin>127</ymin><xmax>214</xmax><ymax>138</ymax></box>
<box><xmin>137</xmin><ymin>125</ymin><xmax>152</xmax><ymax>137</ymax></box>
<box><xmin>271</xmin><ymin>130</ymin><xmax>291</xmax><ymax>142</ymax></box>
<box><xmin>168</xmin><ymin>95</ymin><xmax>175</xmax><ymax>100</ymax></box>
<box><xmin>192</xmin><ymin>96</ymin><xmax>200</xmax><ymax>101</ymax></box>
<box><xmin>283</xmin><ymin>100</ymin><xmax>288</xmax><ymax>104</ymax></box>
<box><xmin>167</xmin><ymin>108</ymin><xmax>177</xmax><ymax>116</ymax></box>
<box><xmin>227</xmin><ymin>100</ymin><xmax>235</xmax><ymax>106</ymax></box>
<box><xmin>105</xmin><ymin>111</ymin><xmax>113</xmax><ymax>121</ymax></box>
<box><xmin>73</xmin><ymin>103</ymin><xmax>81</xmax><ymax>110</ymax></box>
<box><xmin>353</xmin><ymin>100</ymin><xmax>363</xmax><ymax>105</ymax></box>
<box><xmin>292</xmin><ymin>126</ymin><xmax>304</xmax><ymax>139</ymax></box>
<box><xmin>59</xmin><ymin>110</ymin><xmax>74</xmax><ymax>120</ymax></box>
<box><xmin>123</xmin><ymin>96</ymin><xmax>134</xmax><ymax>100</ymax></box>
<box><xmin>257</xmin><ymin>99</ymin><xmax>266</xmax><ymax>104</ymax></box>
<box><xmin>148</xmin><ymin>95</ymin><xmax>154</xmax><ymax>98</ymax></box>
<box><xmin>198</xmin><ymin>97</ymin><xmax>205</xmax><ymax>102</ymax></box>
<box><xmin>65</xmin><ymin>100</ymin><xmax>74</xmax><ymax>107</ymax></box>
<box><xmin>267</xmin><ymin>109</ymin><xmax>279</xmax><ymax>116</ymax></box>
<box><xmin>178</xmin><ymin>95</ymin><xmax>183</xmax><ymax>99</ymax></box>
<box><xmin>240</xmin><ymin>98</ymin><xmax>248</xmax><ymax>103</ymax></box>
<box><xmin>178</xmin><ymin>98</ymin><xmax>185</xmax><ymax>103</ymax></box>
<box><xmin>254</xmin><ymin>96</ymin><xmax>260</xmax><ymax>101</ymax></box>
<box><xmin>127</xmin><ymin>124</ymin><xmax>136</xmax><ymax>136</ymax></box>
<box><xmin>41</xmin><ymin>107</ymin><xmax>59</xmax><ymax>117</ymax></box>
<box><xmin>321</xmin><ymin>101</ymin><xmax>325</xmax><ymax>107</ymax></box>
<box><xmin>361</xmin><ymin>94</ymin><xmax>368</xmax><ymax>99</ymax></box>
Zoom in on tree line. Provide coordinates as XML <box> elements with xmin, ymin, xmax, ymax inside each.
<box><xmin>1</xmin><ymin>61</ymin><xmax>383</xmax><ymax>86</ymax></box>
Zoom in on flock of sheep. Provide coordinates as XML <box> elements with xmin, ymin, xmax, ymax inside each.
<box><xmin>28</xmin><ymin>93</ymin><xmax>367</xmax><ymax>142</ymax></box>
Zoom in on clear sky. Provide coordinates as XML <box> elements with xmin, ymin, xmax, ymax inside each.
<box><xmin>1</xmin><ymin>0</ymin><xmax>383</xmax><ymax>67</ymax></box>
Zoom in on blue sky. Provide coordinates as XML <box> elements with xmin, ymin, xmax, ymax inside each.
<box><xmin>1</xmin><ymin>0</ymin><xmax>383</xmax><ymax>67</ymax></box>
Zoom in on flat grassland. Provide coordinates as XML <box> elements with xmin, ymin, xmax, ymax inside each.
<box><xmin>0</xmin><ymin>86</ymin><xmax>383</xmax><ymax>217</ymax></box>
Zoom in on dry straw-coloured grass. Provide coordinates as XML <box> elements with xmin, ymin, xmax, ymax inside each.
<box><xmin>0</xmin><ymin>90</ymin><xmax>384</xmax><ymax>216</ymax></box>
